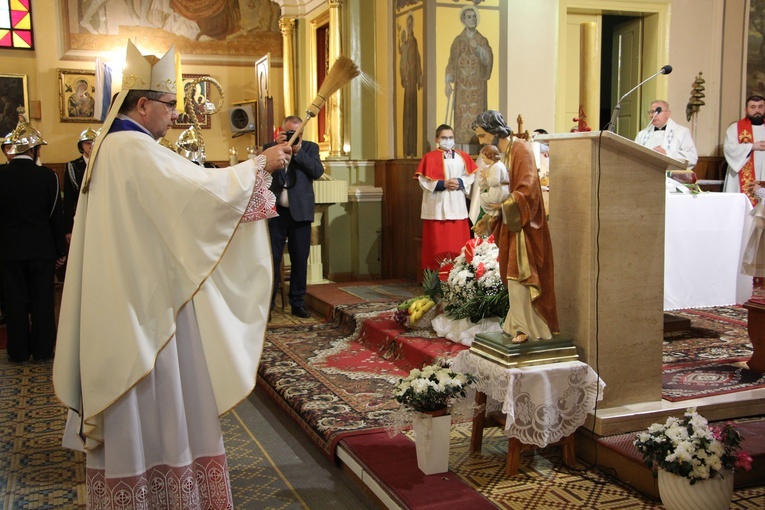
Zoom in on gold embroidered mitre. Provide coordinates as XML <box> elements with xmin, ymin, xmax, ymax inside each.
<box><xmin>122</xmin><ymin>40</ymin><xmax>179</xmax><ymax>95</ymax></box>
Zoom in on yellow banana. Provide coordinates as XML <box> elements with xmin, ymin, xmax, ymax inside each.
<box><xmin>420</xmin><ymin>300</ymin><xmax>436</xmax><ymax>313</ymax></box>
<box><xmin>411</xmin><ymin>309</ymin><xmax>424</xmax><ymax>322</ymax></box>
<box><xmin>408</xmin><ymin>297</ymin><xmax>427</xmax><ymax>314</ymax></box>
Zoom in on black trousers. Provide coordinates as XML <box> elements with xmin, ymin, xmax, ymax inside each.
<box><xmin>1</xmin><ymin>259</ymin><xmax>57</xmax><ymax>361</ymax></box>
<box><xmin>268</xmin><ymin>206</ymin><xmax>312</xmax><ymax>309</ymax></box>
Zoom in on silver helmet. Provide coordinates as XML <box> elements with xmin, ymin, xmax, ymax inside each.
<box><xmin>6</xmin><ymin>120</ymin><xmax>47</xmax><ymax>155</ymax></box>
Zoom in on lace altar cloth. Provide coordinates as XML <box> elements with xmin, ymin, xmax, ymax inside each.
<box><xmin>451</xmin><ymin>351</ymin><xmax>605</xmax><ymax>448</ymax></box>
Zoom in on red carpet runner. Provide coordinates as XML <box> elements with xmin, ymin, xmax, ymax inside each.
<box><xmin>341</xmin><ymin>432</ymin><xmax>497</xmax><ymax>509</ymax></box>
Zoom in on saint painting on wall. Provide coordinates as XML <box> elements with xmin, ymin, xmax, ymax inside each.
<box><xmin>399</xmin><ymin>13</ymin><xmax>422</xmax><ymax>158</ymax></box>
<box><xmin>444</xmin><ymin>5</ymin><xmax>494</xmax><ymax>145</ymax></box>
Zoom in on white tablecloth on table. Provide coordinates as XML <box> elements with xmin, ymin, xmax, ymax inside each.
<box><xmin>451</xmin><ymin>351</ymin><xmax>605</xmax><ymax>447</ymax></box>
<box><xmin>664</xmin><ymin>193</ymin><xmax>753</xmax><ymax>310</ymax></box>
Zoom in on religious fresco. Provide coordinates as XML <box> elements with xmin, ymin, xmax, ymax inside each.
<box><xmin>394</xmin><ymin>0</ymin><xmax>501</xmax><ymax>158</ymax></box>
<box><xmin>443</xmin><ymin>4</ymin><xmax>494</xmax><ymax>145</ymax></box>
<box><xmin>61</xmin><ymin>0</ymin><xmax>282</xmax><ymax>61</ymax></box>
<box><xmin>397</xmin><ymin>11</ymin><xmax>422</xmax><ymax>158</ymax></box>
<box><xmin>749</xmin><ymin>0</ymin><xmax>765</xmax><ymax>98</ymax></box>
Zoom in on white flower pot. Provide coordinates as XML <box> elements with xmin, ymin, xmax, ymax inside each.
<box><xmin>412</xmin><ymin>413</ymin><xmax>451</xmax><ymax>475</ymax></box>
<box><xmin>658</xmin><ymin>469</ymin><xmax>734</xmax><ymax>510</ymax></box>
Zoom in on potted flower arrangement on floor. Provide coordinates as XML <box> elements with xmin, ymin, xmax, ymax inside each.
<box><xmin>633</xmin><ymin>408</ymin><xmax>752</xmax><ymax>510</ymax></box>
<box><xmin>391</xmin><ymin>363</ymin><xmax>476</xmax><ymax>475</ymax></box>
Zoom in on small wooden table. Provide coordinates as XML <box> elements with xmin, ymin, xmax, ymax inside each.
<box><xmin>451</xmin><ymin>351</ymin><xmax>604</xmax><ymax>477</ymax></box>
<box><xmin>744</xmin><ymin>300</ymin><xmax>765</xmax><ymax>373</ymax></box>
<box><xmin>470</xmin><ymin>391</ymin><xmax>576</xmax><ymax>476</ymax></box>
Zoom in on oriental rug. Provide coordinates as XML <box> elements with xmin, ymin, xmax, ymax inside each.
<box><xmin>257</xmin><ymin>302</ymin><xmax>468</xmax><ymax>457</ymax></box>
<box><xmin>662</xmin><ymin>305</ymin><xmax>751</xmax><ymax>365</ymax></box>
<box><xmin>662</xmin><ymin>362</ymin><xmax>765</xmax><ymax>402</ymax></box>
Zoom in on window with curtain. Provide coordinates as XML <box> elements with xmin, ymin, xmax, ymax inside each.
<box><xmin>0</xmin><ymin>0</ymin><xmax>33</xmax><ymax>49</ymax></box>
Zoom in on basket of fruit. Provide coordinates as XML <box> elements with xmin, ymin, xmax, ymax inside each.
<box><xmin>393</xmin><ymin>269</ymin><xmax>442</xmax><ymax>330</ymax></box>
<box><xmin>397</xmin><ymin>296</ymin><xmax>438</xmax><ymax>329</ymax></box>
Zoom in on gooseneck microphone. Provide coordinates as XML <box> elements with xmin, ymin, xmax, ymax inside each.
<box><xmin>638</xmin><ymin>106</ymin><xmax>662</xmax><ymax>144</ymax></box>
<box><xmin>607</xmin><ymin>65</ymin><xmax>673</xmax><ymax>133</ymax></box>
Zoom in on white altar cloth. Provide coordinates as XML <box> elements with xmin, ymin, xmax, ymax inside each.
<box><xmin>451</xmin><ymin>351</ymin><xmax>605</xmax><ymax>447</ymax></box>
<box><xmin>664</xmin><ymin>193</ymin><xmax>753</xmax><ymax>310</ymax></box>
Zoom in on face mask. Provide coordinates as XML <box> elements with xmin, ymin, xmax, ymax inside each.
<box><xmin>439</xmin><ymin>138</ymin><xmax>455</xmax><ymax>151</ymax></box>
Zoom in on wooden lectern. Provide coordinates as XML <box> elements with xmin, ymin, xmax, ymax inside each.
<box><xmin>544</xmin><ymin>131</ymin><xmax>686</xmax><ymax>407</ymax></box>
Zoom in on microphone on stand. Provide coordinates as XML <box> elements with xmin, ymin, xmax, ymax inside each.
<box><xmin>606</xmin><ymin>65</ymin><xmax>673</xmax><ymax>133</ymax></box>
<box><xmin>646</xmin><ymin>106</ymin><xmax>662</xmax><ymax>129</ymax></box>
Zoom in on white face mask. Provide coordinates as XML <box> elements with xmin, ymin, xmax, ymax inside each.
<box><xmin>439</xmin><ymin>138</ymin><xmax>455</xmax><ymax>151</ymax></box>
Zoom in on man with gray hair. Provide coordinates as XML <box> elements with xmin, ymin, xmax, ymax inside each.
<box><xmin>635</xmin><ymin>100</ymin><xmax>698</xmax><ymax>169</ymax></box>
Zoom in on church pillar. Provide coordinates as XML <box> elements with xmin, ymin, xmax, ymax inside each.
<box><xmin>279</xmin><ymin>17</ymin><xmax>296</xmax><ymax>117</ymax></box>
<box><xmin>327</xmin><ymin>0</ymin><xmax>347</xmax><ymax>158</ymax></box>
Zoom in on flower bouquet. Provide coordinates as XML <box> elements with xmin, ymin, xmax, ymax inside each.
<box><xmin>390</xmin><ymin>363</ymin><xmax>476</xmax><ymax>474</ymax></box>
<box><xmin>439</xmin><ymin>235</ymin><xmax>508</xmax><ymax>323</ymax></box>
<box><xmin>633</xmin><ymin>408</ymin><xmax>752</xmax><ymax>484</ymax></box>
<box><xmin>393</xmin><ymin>363</ymin><xmax>476</xmax><ymax>414</ymax></box>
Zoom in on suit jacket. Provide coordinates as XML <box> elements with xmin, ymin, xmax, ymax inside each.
<box><xmin>265</xmin><ymin>139</ymin><xmax>324</xmax><ymax>222</ymax></box>
<box><xmin>0</xmin><ymin>156</ymin><xmax>66</xmax><ymax>261</ymax></box>
<box><xmin>64</xmin><ymin>156</ymin><xmax>87</xmax><ymax>233</ymax></box>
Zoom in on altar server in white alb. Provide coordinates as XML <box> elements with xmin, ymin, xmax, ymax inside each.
<box><xmin>52</xmin><ymin>41</ymin><xmax>292</xmax><ymax>509</ymax></box>
<box><xmin>724</xmin><ymin>95</ymin><xmax>765</xmax><ymax>200</ymax></box>
<box><xmin>414</xmin><ymin>124</ymin><xmax>477</xmax><ymax>272</ymax></box>
<box><xmin>635</xmin><ymin>100</ymin><xmax>698</xmax><ymax>169</ymax></box>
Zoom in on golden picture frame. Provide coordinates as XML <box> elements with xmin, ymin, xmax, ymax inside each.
<box><xmin>0</xmin><ymin>73</ymin><xmax>29</xmax><ymax>137</ymax></box>
<box><xmin>58</xmin><ymin>69</ymin><xmax>97</xmax><ymax>123</ymax></box>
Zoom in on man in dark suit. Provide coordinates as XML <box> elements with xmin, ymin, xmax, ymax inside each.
<box><xmin>0</xmin><ymin>122</ymin><xmax>66</xmax><ymax>362</ymax></box>
<box><xmin>266</xmin><ymin>116</ymin><xmax>324</xmax><ymax>318</ymax></box>
<box><xmin>63</xmin><ymin>127</ymin><xmax>97</xmax><ymax>241</ymax></box>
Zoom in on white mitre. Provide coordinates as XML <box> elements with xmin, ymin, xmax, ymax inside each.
<box><xmin>122</xmin><ymin>40</ymin><xmax>179</xmax><ymax>94</ymax></box>
<box><xmin>82</xmin><ymin>41</ymin><xmax>181</xmax><ymax>192</ymax></box>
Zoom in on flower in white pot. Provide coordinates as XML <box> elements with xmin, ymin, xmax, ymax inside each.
<box><xmin>633</xmin><ymin>408</ymin><xmax>753</xmax><ymax>510</ymax></box>
<box><xmin>393</xmin><ymin>363</ymin><xmax>476</xmax><ymax>414</ymax></box>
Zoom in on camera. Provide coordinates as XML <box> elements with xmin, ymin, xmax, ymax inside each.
<box><xmin>283</xmin><ymin>130</ymin><xmax>300</xmax><ymax>145</ymax></box>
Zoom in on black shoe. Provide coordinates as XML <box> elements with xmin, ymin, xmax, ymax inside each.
<box><xmin>291</xmin><ymin>306</ymin><xmax>311</xmax><ymax>318</ymax></box>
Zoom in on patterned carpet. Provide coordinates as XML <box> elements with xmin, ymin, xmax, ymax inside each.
<box><xmin>445</xmin><ymin>423</ymin><xmax>764</xmax><ymax>509</ymax></box>
<box><xmin>663</xmin><ymin>305</ymin><xmax>751</xmax><ymax>364</ymax></box>
<box><xmin>0</xmin><ymin>357</ymin><xmax>322</xmax><ymax>509</ymax></box>
<box><xmin>258</xmin><ymin>302</ymin><xmax>468</xmax><ymax>456</ymax></box>
<box><xmin>3</xmin><ymin>301</ymin><xmax>763</xmax><ymax>508</ymax></box>
<box><xmin>0</xmin><ymin>360</ymin><xmax>85</xmax><ymax>509</ymax></box>
<box><xmin>662</xmin><ymin>305</ymin><xmax>765</xmax><ymax>400</ymax></box>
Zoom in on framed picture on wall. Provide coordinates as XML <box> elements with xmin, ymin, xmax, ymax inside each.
<box><xmin>174</xmin><ymin>74</ymin><xmax>212</xmax><ymax>129</ymax></box>
<box><xmin>58</xmin><ymin>69</ymin><xmax>96</xmax><ymax>123</ymax></box>
<box><xmin>0</xmin><ymin>73</ymin><xmax>29</xmax><ymax>137</ymax></box>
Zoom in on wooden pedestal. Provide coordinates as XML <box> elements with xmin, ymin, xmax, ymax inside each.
<box><xmin>469</xmin><ymin>391</ymin><xmax>576</xmax><ymax>476</ymax></box>
<box><xmin>744</xmin><ymin>300</ymin><xmax>765</xmax><ymax>373</ymax></box>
